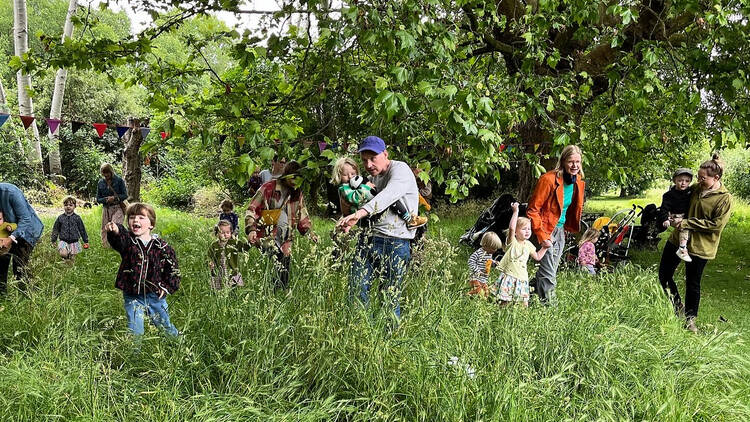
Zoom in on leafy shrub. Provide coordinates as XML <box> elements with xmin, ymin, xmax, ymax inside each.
<box><xmin>60</xmin><ymin>134</ymin><xmax>114</xmax><ymax>199</ymax></box>
<box><xmin>192</xmin><ymin>184</ymin><xmax>227</xmax><ymax>217</ymax></box>
<box><xmin>142</xmin><ymin>164</ymin><xmax>203</xmax><ymax>209</ymax></box>
<box><xmin>0</xmin><ymin>130</ymin><xmax>44</xmax><ymax>189</ymax></box>
<box><xmin>722</xmin><ymin>147</ymin><xmax>750</xmax><ymax>200</ymax></box>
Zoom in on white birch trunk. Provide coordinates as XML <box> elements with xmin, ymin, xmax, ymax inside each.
<box><xmin>13</xmin><ymin>0</ymin><xmax>43</xmax><ymax>168</ymax></box>
<box><xmin>0</xmin><ymin>79</ymin><xmax>25</xmax><ymax>155</ymax></box>
<box><xmin>48</xmin><ymin>0</ymin><xmax>78</xmax><ymax>176</ymax></box>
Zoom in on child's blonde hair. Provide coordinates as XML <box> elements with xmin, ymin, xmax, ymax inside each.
<box><xmin>214</xmin><ymin>219</ymin><xmax>232</xmax><ymax>236</ymax></box>
<box><xmin>480</xmin><ymin>231</ymin><xmax>503</xmax><ymax>251</ymax></box>
<box><xmin>578</xmin><ymin>227</ymin><xmax>601</xmax><ymax>246</ymax></box>
<box><xmin>516</xmin><ymin>217</ymin><xmax>531</xmax><ymax>231</ymax></box>
<box><xmin>331</xmin><ymin>157</ymin><xmax>359</xmax><ymax>185</ymax></box>
<box><xmin>62</xmin><ymin>195</ymin><xmax>76</xmax><ymax>206</ymax></box>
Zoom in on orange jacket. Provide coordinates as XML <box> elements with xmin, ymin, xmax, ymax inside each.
<box><xmin>526</xmin><ymin>170</ymin><xmax>585</xmax><ymax>243</ymax></box>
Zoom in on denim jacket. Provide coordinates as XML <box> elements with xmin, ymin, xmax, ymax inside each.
<box><xmin>96</xmin><ymin>176</ymin><xmax>128</xmax><ymax>205</ymax></box>
<box><xmin>0</xmin><ymin>183</ymin><xmax>44</xmax><ymax>246</ymax></box>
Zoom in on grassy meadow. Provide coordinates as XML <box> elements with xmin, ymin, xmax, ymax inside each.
<box><xmin>0</xmin><ymin>193</ymin><xmax>748</xmax><ymax>420</ymax></box>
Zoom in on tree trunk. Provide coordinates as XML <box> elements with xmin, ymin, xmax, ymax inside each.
<box><xmin>47</xmin><ymin>0</ymin><xmax>78</xmax><ymax>176</ymax></box>
<box><xmin>0</xmin><ymin>80</ymin><xmax>24</xmax><ymax>156</ymax></box>
<box><xmin>13</xmin><ymin>0</ymin><xmax>43</xmax><ymax>167</ymax></box>
<box><xmin>516</xmin><ymin>120</ymin><xmax>553</xmax><ymax>202</ymax></box>
<box><xmin>123</xmin><ymin>118</ymin><xmax>146</xmax><ymax>202</ymax></box>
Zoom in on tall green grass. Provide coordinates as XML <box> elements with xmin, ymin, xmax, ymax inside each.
<box><xmin>0</xmin><ymin>206</ymin><xmax>748</xmax><ymax>420</ymax></box>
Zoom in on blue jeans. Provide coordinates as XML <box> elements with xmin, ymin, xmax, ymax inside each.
<box><xmin>349</xmin><ymin>235</ymin><xmax>411</xmax><ymax>318</ymax></box>
<box><xmin>123</xmin><ymin>292</ymin><xmax>179</xmax><ymax>336</ymax></box>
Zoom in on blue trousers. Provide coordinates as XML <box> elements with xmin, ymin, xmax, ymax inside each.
<box><xmin>349</xmin><ymin>235</ymin><xmax>411</xmax><ymax>318</ymax></box>
<box><xmin>123</xmin><ymin>292</ymin><xmax>178</xmax><ymax>336</ymax></box>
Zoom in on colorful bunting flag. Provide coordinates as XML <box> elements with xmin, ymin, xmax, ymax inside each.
<box><xmin>499</xmin><ymin>144</ymin><xmax>507</xmax><ymax>152</ymax></box>
<box><xmin>237</xmin><ymin>136</ymin><xmax>245</xmax><ymax>148</ymax></box>
<box><xmin>318</xmin><ymin>141</ymin><xmax>328</xmax><ymax>152</ymax></box>
<box><xmin>93</xmin><ymin>123</ymin><xmax>108</xmax><ymax>138</ymax></box>
<box><xmin>19</xmin><ymin>115</ymin><xmax>35</xmax><ymax>130</ymax></box>
<box><xmin>71</xmin><ymin>121</ymin><xmax>85</xmax><ymax>134</ymax></box>
<box><xmin>46</xmin><ymin>118</ymin><xmax>62</xmax><ymax>135</ymax></box>
<box><xmin>332</xmin><ymin>142</ymin><xmax>340</xmax><ymax>150</ymax></box>
<box><xmin>218</xmin><ymin>134</ymin><xmax>227</xmax><ymax>145</ymax></box>
<box><xmin>116</xmin><ymin>126</ymin><xmax>130</xmax><ymax>139</ymax></box>
<box><xmin>533</xmin><ymin>144</ymin><xmax>540</xmax><ymax>152</ymax></box>
<box><xmin>160</xmin><ymin>131</ymin><xmax>167</xmax><ymax>140</ymax></box>
<box><xmin>0</xmin><ymin>113</ymin><xmax>9</xmax><ymax>129</ymax></box>
<box><xmin>139</xmin><ymin>127</ymin><xmax>151</xmax><ymax>139</ymax></box>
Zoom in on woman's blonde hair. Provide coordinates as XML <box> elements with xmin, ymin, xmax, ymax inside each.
<box><xmin>331</xmin><ymin>157</ymin><xmax>359</xmax><ymax>185</ymax></box>
<box><xmin>699</xmin><ymin>152</ymin><xmax>724</xmax><ymax>179</ymax></box>
<box><xmin>480</xmin><ymin>231</ymin><xmax>503</xmax><ymax>251</ymax></box>
<box><xmin>578</xmin><ymin>227</ymin><xmax>601</xmax><ymax>246</ymax></box>
<box><xmin>554</xmin><ymin>145</ymin><xmax>584</xmax><ymax>178</ymax></box>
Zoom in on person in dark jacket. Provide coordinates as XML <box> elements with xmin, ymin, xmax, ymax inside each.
<box><xmin>51</xmin><ymin>196</ymin><xmax>89</xmax><ymax>263</ymax></box>
<box><xmin>97</xmin><ymin>163</ymin><xmax>128</xmax><ymax>248</ymax></box>
<box><xmin>105</xmin><ymin>202</ymin><xmax>180</xmax><ymax>336</ymax></box>
<box><xmin>657</xmin><ymin>168</ymin><xmax>693</xmax><ymax>262</ymax></box>
<box><xmin>0</xmin><ymin>183</ymin><xmax>44</xmax><ymax>295</ymax></box>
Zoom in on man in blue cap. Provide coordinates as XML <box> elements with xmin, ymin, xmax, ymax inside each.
<box><xmin>337</xmin><ymin>136</ymin><xmax>419</xmax><ymax>322</ymax></box>
<box><xmin>0</xmin><ymin>183</ymin><xmax>44</xmax><ymax>295</ymax></box>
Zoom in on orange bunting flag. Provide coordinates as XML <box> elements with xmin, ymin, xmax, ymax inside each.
<box><xmin>93</xmin><ymin>123</ymin><xmax>108</xmax><ymax>138</ymax></box>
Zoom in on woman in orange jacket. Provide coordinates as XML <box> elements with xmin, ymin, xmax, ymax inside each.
<box><xmin>526</xmin><ymin>145</ymin><xmax>585</xmax><ymax>303</ymax></box>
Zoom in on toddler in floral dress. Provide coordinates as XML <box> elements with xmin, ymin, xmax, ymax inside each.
<box><xmin>495</xmin><ymin>203</ymin><xmax>549</xmax><ymax>307</ymax></box>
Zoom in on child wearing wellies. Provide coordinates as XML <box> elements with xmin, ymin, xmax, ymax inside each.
<box><xmin>496</xmin><ymin>203</ymin><xmax>550</xmax><ymax>307</ymax></box>
<box><xmin>51</xmin><ymin>196</ymin><xmax>89</xmax><ymax>263</ymax></box>
<box><xmin>105</xmin><ymin>203</ymin><xmax>180</xmax><ymax>336</ymax></box>
<box><xmin>658</xmin><ymin>168</ymin><xmax>694</xmax><ymax>262</ymax></box>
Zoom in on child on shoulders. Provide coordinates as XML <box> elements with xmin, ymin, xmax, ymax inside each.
<box><xmin>208</xmin><ymin>220</ymin><xmax>250</xmax><ymax>290</ymax></box>
<box><xmin>51</xmin><ymin>196</ymin><xmax>89</xmax><ymax>262</ymax></box>
<box><xmin>495</xmin><ymin>202</ymin><xmax>549</xmax><ymax>307</ymax></box>
<box><xmin>658</xmin><ymin>168</ymin><xmax>694</xmax><ymax>262</ymax></box>
<box><xmin>577</xmin><ymin>227</ymin><xmax>601</xmax><ymax>275</ymax></box>
<box><xmin>219</xmin><ymin>199</ymin><xmax>240</xmax><ymax>236</ymax></box>
<box><xmin>105</xmin><ymin>203</ymin><xmax>180</xmax><ymax>336</ymax></box>
<box><xmin>467</xmin><ymin>231</ymin><xmax>502</xmax><ymax>296</ymax></box>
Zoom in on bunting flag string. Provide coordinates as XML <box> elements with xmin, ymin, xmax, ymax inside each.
<box><xmin>46</xmin><ymin>118</ymin><xmax>62</xmax><ymax>135</ymax></box>
<box><xmin>20</xmin><ymin>115</ymin><xmax>35</xmax><ymax>130</ymax></box>
<box><xmin>0</xmin><ymin>113</ymin><xmax>9</xmax><ymax>129</ymax></box>
<box><xmin>92</xmin><ymin>123</ymin><xmax>108</xmax><ymax>138</ymax></box>
<box><xmin>116</xmin><ymin>126</ymin><xmax>130</xmax><ymax>139</ymax></box>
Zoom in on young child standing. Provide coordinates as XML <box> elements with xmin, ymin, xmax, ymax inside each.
<box><xmin>105</xmin><ymin>203</ymin><xmax>180</xmax><ymax>336</ymax></box>
<box><xmin>219</xmin><ymin>199</ymin><xmax>240</xmax><ymax>236</ymax></box>
<box><xmin>577</xmin><ymin>227</ymin><xmax>601</xmax><ymax>275</ymax></box>
<box><xmin>332</xmin><ymin>157</ymin><xmax>427</xmax><ymax>228</ymax></box>
<box><xmin>51</xmin><ymin>196</ymin><xmax>89</xmax><ymax>262</ymax></box>
<box><xmin>467</xmin><ymin>231</ymin><xmax>503</xmax><ymax>296</ymax></box>
<box><xmin>658</xmin><ymin>168</ymin><xmax>694</xmax><ymax>262</ymax></box>
<box><xmin>496</xmin><ymin>202</ymin><xmax>549</xmax><ymax>307</ymax></box>
<box><xmin>208</xmin><ymin>220</ymin><xmax>250</xmax><ymax>290</ymax></box>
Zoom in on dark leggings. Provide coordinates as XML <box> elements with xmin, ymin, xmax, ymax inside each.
<box><xmin>273</xmin><ymin>251</ymin><xmax>291</xmax><ymax>290</ymax></box>
<box><xmin>658</xmin><ymin>241</ymin><xmax>708</xmax><ymax>318</ymax></box>
<box><xmin>0</xmin><ymin>237</ymin><xmax>34</xmax><ymax>295</ymax></box>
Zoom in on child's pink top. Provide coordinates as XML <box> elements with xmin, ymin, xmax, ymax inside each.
<box><xmin>577</xmin><ymin>241</ymin><xmax>597</xmax><ymax>266</ymax></box>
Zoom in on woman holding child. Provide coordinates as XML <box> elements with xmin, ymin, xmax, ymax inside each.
<box><xmin>658</xmin><ymin>154</ymin><xmax>733</xmax><ymax>333</ymax></box>
<box><xmin>526</xmin><ymin>145</ymin><xmax>586</xmax><ymax>304</ymax></box>
<box><xmin>97</xmin><ymin>163</ymin><xmax>128</xmax><ymax>248</ymax></box>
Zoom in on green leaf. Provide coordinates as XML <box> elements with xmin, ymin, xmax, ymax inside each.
<box><xmin>258</xmin><ymin>147</ymin><xmax>276</xmax><ymax>161</ymax></box>
<box><xmin>391</xmin><ymin>67</ymin><xmax>408</xmax><ymax>84</ymax></box>
<box><xmin>732</xmin><ymin>78</ymin><xmax>743</xmax><ymax>90</ymax></box>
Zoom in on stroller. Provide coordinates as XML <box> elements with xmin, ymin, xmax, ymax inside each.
<box><xmin>459</xmin><ymin>194</ymin><xmax>527</xmax><ymax>249</ymax></box>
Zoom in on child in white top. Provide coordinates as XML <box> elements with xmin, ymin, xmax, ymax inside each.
<box><xmin>467</xmin><ymin>231</ymin><xmax>502</xmax><ymax>296</ymax></box>
<box><xmin>496</xmin><ymin>203</ymin><xmax>549</xmax><ymax>307</ymax></box>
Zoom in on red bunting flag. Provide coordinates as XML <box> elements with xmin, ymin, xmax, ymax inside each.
<box><xmin>499</xmin><ymin>144</ymin><xmax>507</xmax><ymax>152</ymax></box>
<box><xmin>93</xmin><ymin>123</ymin><xmax>108</xmax><ymax>138</ymax></box>
<box><xmin>19</xmin><ymin>115</ymin><xmax>35</xmax><ymax>130</ymax></box>
<box><xmin>160</xmin><ymin>131</ymin><xmax>167</xmax><ymax>140</ymax></box>
<box><xmin>46</xmin><ymin>118</ymin><xmax>62</xmax><ymax>135</ymax></box>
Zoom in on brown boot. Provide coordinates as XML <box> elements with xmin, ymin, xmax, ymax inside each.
<box><xmin>685</xmin><ymin>317</ymin><xmax>698</xmax><ymax>334</ymax></box>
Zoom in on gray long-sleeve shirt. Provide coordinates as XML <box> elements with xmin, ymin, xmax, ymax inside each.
<box><xmin>362</xmin><ymin>160</ymin><xmax>419</xmax><ymax>240</ymax></box>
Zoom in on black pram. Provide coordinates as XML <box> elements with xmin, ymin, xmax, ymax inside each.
<box><xmin>459</xmin><ymin>193</ymin><xmax>528</xmax><ymax>249</ymax></box>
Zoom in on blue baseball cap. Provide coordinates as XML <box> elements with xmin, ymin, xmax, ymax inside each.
<box><xmin>357</xmin><ymin>136</ymin><xmax>386</xmax><ymax>154</ymax></box>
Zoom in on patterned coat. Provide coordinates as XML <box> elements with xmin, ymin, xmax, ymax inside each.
<box><xmin>244</xmin><ymin>180</ymin><xmax>311</xmax><ymax>256</ymax></box>
<box><xmin>107</xmin><ymin>224</ymin><xmax>180</xmax><ymax>295</ymax></box>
